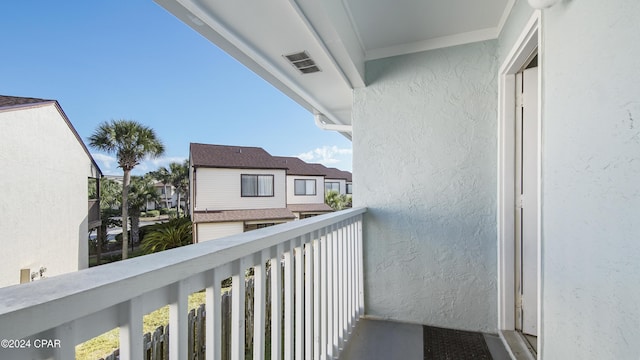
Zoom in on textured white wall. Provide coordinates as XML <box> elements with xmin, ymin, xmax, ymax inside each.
<box><xmin>353</xmin><ymin>40</ymin><xmax>499</xmax><ymax>332</ymax></box>
<box><xmin>541</xmin><ymin>1</ymin><xmax>640</xmax><ymax>358</ymax></box>
<box><xmin>0</xmin><ymin>104</ymin><xmax>92</xmax><ymax>287</ymax></box>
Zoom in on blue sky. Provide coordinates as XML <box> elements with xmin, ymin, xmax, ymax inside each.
<box><xmin>0</xmin><ymin>1</ymin><xmax>352</xmax><ymax>175</ymax></box>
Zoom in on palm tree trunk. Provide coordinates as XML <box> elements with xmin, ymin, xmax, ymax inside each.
<box><xmin>122</xmin><ymin>169</ymin><xmax>130</xmax><ymax>260</ymax></box>
<box><xmin>131</xmin><ymin>214</ymin><xmax>140</xmax><ymax>250</ymax></box>
<box><xmin>176</xmin><ymin>191</ymin><xmax>181</xmax><ymax>218</ymax></box>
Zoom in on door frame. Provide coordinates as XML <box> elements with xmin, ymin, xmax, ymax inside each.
<box><xmin>497</xmin><ymin>11</ymin><xmax>542</xmax><ymax>359</ymax></box>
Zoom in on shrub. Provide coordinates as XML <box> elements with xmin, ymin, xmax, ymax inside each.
<box><xmin>159</xmin><ymin>207</ymin><xmax>169</xmax><ymax>215</ymax></box>
<box><xmin>146</xmin><ymin>210</ymin><xmax>160</xmax><ymax>218</ymax></box>
<box><xmin>141</xmin><ymin>217</ymin><xmax>192</xmax><ymax>254</ymax></box>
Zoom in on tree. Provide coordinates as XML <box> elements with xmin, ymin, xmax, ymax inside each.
<box><xmin>91</xmin><ymin>178</ymin><xmax>122</xmax><ymax>266</ymax></box>
<box><xmin>325</xmin><ymin>190</ymin><xmax>352</xmax><ymax>211</ymax></box>
<box><xmin>141</xmin><ymin>217</ymin><xmax>192</xmax><ymax>254</ymax></box>
<box><xmin>89</xmin><ymin>119</ymin><xmax>165</xmax><ymax>259</ymax></box>
<box><xmin>151</xmin><ymin>160</ymin><xmax>189</xmax><ymax>217</ymax></box>
<box><xmin>127</xmin><ymin>175</ymin><xmax>160</xmax><ymax>248</ymax></box>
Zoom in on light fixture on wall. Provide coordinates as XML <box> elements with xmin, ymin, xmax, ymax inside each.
<box><xmin>527</xmin><ymin>0</ymin><xmax>560</xmax><ymax>9</ymax></box>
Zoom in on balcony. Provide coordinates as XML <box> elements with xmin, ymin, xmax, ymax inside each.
<box><xmin>0</xmin><ymin>208</ymin><xmax>366</xmax><ymax>359</ymax></box>
<box><xmin>88</xmin><ymin>199</ymin><xmax>101</xmax><ymax>230</ymax></box>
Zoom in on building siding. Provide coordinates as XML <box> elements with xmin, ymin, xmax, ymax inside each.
<box><xmin>197</xmin><ymin>222</ymin><xmax>244</xmax><ymax>242</ymax></box>
<box><xmin>194</xmin><ymin>168</ymin><xmax>286</xmax><ymax>211</ymax></box>
<box><xmin>286</xmin><ymin>175</ymin><xmax>325</xmax><ymax>204</ymax></box>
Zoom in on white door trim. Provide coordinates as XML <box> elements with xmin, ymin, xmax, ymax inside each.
<box><xmin>497</xmin><ymin>10</ymin><xmax>542</xmax><ymax>359</ymax></box>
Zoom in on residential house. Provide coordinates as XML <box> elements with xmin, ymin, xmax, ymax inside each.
<box><xmin>189</xmin><ymin>143</ymin><xmax>295</xmax><ymax>242</ymax></box>
<box><xmin>308</xmin><ymin>163</ymin><xmax>352</xmax><ymax>196</ymax></box>
<box><xmin>0</xmin><ymin>95</ymin><xmax>101</xmax><ymax>288</ymax></box>
<box><xmin>1</xmin><ymin>1</ymin><xmax>638</xmax><ymax>359</ymax></box>
<box><xmin>273</xmin><ymin>156</ymin><xmax>334</xmax><ymax>219</ymax></box>
<box><xmin>146</xmin><ymin>181</ymin><xmax>175</xmax><ymax>211</ymax></box>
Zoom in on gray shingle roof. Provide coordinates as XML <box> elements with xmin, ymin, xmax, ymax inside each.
<box><xmin>287</xmin><ymin>204</ymin><xmax>334</xmax><ymax>213</ymax></box>
<box><xmin>190</xmin><ymin>143</ymin><xmax>288</xmax><ymax>170</ymax></box>
<box><xmin>193</xmin><ymin>208</ymin><xmax>296</xmax><ymax>223</ymax></box>
<box><xmin>0</xmin><ymin>95</ymin><xmax>52</xmax><ymax>109</ymax></box>
<box><xmin>273</xmin><ymin>156</ymin><xmax>326</xmax><ymax>176</ymax></box>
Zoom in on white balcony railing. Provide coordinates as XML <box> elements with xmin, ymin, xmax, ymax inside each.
<box><xmin>0</xmin><ymin>207</ymin><xmax>366</xmax><ymax>360</ymax></box>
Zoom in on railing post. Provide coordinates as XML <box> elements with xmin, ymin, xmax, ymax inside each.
<box><xmin>320</xmin><ymin>227</ymin><xmax>328</xmax><ymax>360</ymax></box>
<box><xmin>207</xmin><ymin>266</ymin><xmax>226</xmax><ymax>360</ymax></box>
<box><xmin>271</xmin><ymin>243</ymin><xmax>283</xmax><ymax>360</ymax></box>
<box><xmin>313</xmin><ymin>231</ymin><xmax>321</xmax><ymax>360</ymax></box>
<box><xmin>284</xmin><ymin>240</ymin><xmax>295</xmax><ymax>360</ymax></box>
<box><xmin>357</xmin><ymin>215</ymin><xmax>365</xmax><ymax>316</ymax></box>
<box><xmin>304</xmin><ymin>233</ymin><xmax>314</xmax><ymax>359</ymax></box>
<box><xmin>294</xmin><ymin>237</ymin><xmax>304</xmax><ymax>360</ymax></box>
<box><xmin>119</xmin><ymin>297</ymin><xmax>143</xmax><ymax>360</ymax></box>
<box><xmin>254</xmin><ymin>250</ymin><xmax>268</xmax><ymax>360</ymax></box>
<box><xmin>169</xmin><ymin>280</ymin><xmax>189</xmax><ymax>360</ymax></box>
<box><xmin>231</xmin><ymin>257</ymin><xmax>247</xmax><ymax>360</ymax></box>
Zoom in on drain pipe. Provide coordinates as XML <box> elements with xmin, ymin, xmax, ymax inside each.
<box><xmin>314</xmin><ymin>113</ymin><xmax>352</xmax><ymax>134</ymax></box>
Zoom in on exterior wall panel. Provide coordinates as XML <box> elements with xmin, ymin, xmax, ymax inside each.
<box><xmin>0</xmin><ymin>104</ymin><xmax>93</xmax><ymax>287</ymax></box>
<box><xmin>541</xmin><ymin>1</ymin><xmax>640</xmax><ymax>358</ymax></box>
<box><xmin>286</xmin><ymin>175</ymin><xmax>324</xmax><ymax>204</ymax></box>
<box><xmin>197</xmin><ymin>222</ymin><xmax>244</xmax><ymax>242</ymax></box>
<box><xmin>194</xmin><ymin>168</ymin><xmax>286</xmax><ymax>211</ymax></box>
<box><xmin>353</xmin><ymin>40</ymin><xmax>498</xmax><ymax>332</ymax></box>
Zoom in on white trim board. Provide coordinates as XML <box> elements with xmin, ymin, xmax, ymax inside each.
<box><xmin>496</xmin><ymin>11</ymin><xmax>542</xmax><ymax>360</ymax></box>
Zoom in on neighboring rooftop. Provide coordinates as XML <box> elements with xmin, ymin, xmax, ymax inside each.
<box><xmin>190</xmin><ymin>143</ymin><xmax>288</xmax><ymax>170</ymax></box>
<box><xmin>273</xmin><ymin>156</ymin><xmax>327</xmax><ymax>176</ymax></box>
<box><xmin>0</xmin><ymin>95</ymin><xmax>51</xmax><ymax>109</ymax></box>
<box><xmin>192</xmin><ymin>208</ymin><xmax>296</xmax><ymax>223</ymax></box>
<box><xmin>308</xmin><ymin>163</ymin><xmax>352</xmax><ymax>181</ymax></box>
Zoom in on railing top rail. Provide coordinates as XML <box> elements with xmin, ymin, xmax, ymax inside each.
<box><xmin>0</xmin><ymin>207</ymin><xmax>365</xmax><ymax>340</ymax></box>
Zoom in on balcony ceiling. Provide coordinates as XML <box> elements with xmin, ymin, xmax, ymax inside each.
<box><xmin>155</xmin><ymin>0</ymin><xmax>513</xmax><ymax>131</ymax></box>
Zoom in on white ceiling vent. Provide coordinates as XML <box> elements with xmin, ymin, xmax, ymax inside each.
<box><xmin>284</xmin><ymin>51</ymin><xmax>321</xmax><ymax>74</ymax></box>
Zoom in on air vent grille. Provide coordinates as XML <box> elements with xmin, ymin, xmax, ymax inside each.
<box><xmin>284</xmin><ymin>51</ymin><xmax>321</xmax><ymax>74</ymax></box>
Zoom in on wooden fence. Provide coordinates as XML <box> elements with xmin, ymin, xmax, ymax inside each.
<box><xmin>99</xmin><ymin>273</ymin><xmax>278</xmax><ymax>360</ymax></box>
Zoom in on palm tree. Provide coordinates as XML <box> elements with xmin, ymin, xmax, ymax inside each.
<box><xmin>151</xmin><ymin>160</ymin><xmax>189</xmax><ymax>217</ymax></box>
<box><xmin>127</xmin><ymin>175</ymin><xmax>160</xmax><ymax>248</ymax></box>
<box><xmin>89</xmin><ymin>119</ymin><xmax>164</xmax><ymax>259</ymax></box>
<box><xmin>94</xmin><ymin>178</ymin><xmax>123</xmax><ymax>265</ymax></box>
<box><xmin>141</xmin><ymin>217</ymin><xmax>192</xmax><ymax>254</ymax></box>
<box><xmin>325</xmin><ymin>190</ymin><xmax>351</xmax><ymax>211</ymax></box>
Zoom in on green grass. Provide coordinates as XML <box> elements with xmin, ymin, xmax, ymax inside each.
<box><xmin>75</xmin><ymin>291</ymin><xmax>207</xmax><ymax>360</ymax></box>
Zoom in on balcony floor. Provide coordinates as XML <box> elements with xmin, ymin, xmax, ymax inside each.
<box><xmin>341</xmin><ymin>319</ymin><xmax>512</xmax><ymax>360</ymax></box>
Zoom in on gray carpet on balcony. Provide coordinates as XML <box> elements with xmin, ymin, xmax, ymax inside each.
<box><xmin>423</xmin><ymin>325</ymin><xmax>493</xmax><ymax>360</ymax></box>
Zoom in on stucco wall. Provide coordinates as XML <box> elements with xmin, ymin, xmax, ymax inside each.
<box><xmin>541</xmin><ymin>1</ymin><xmax>640</xmax><ymax>358</ymax></box>
<box><xmin>353</xmin><ymin>40</ymin><xmax>498</xmax><ymax>332</ymax></box>
<box><xmin>0</xmin><ymin>104</ymin><xmax>92</xmax><ymax>287</ymax></box>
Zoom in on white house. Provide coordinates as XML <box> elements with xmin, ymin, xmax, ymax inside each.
<box><xmin>189</xmin><ymin>143</ymin><xmax>295</xmax><ymax>242</ymax></box>
<box><xmin>0</xmin><ymin>95</ymin><xmax>101</xmax><ymax>288</ymax></box>
<box><xmin>155</xmin><ymin>0</ymin><xmax>639</xmax><ymax>358</ymax></box>
<box><xmin>273</xmin><ymin>156</ymin><xmax>334</xmax><ymax>219</ymax></box>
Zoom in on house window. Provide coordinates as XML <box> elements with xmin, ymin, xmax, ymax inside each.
<box><xmin>346</xmin><ymin>183</ymin><xmax>353</xmax><ymax>194</ymax></box>
<box><xmin>294</xmin><ymin>179</ymin><xmax>316</xmax><ymax>195</ymax></box>
<box><xmin>241</xmin><ymin>174</ymin><xmax>274</xmax><ymax>197</ymax></box>
<box><xmin>325</xmin><ymin>182</ymin><xmax>340</xmax><ymax>193</ymax></box>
